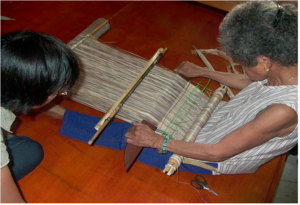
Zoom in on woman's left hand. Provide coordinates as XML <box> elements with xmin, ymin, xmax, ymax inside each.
<box><xmin>125</xmin><ymin>122</ymin><xmax>163</xmax><ymax>148</ymax></box>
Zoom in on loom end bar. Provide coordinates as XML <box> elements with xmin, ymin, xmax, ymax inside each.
<box><xmin>163</xmin><ymin>154</ymin><xmax>182</xmax><ymax>176</ymax></box>
<box><xmin>81</xmin><ymin>18</ymin><xmax>110</xmax><ymax>38</ymax></box>
<box><xmin>67</xmin><ymin>18</ymin><xmax>110</xmax><ymax>49</ymax></box>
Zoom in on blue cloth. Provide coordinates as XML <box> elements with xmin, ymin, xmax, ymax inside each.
<box><xmin>5</xmin><ymin>136</ymin><xmax>44</xmax><ymax>181</ymax></box>
<box><xmin>59</xmin><ymin>110</ymin><xmax>217</xmax><ymax>174</ymax></box>
<box><xmin>59</xmin><ymin>110</ymin><xmax>131</xmax><ymax>149</ymax></box>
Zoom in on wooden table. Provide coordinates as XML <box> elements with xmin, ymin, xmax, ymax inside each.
<box><xmin>1</xmin><ymin>1</ymin><xmax>285</xmax><ymax>202</ymax></box>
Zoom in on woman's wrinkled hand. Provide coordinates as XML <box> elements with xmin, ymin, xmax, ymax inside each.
<box><xmin>125</xmin><ymin>122</ymin><xmax>163</xmax><ymax>148</ymax></box>
<box><xmin>174</xmin><ymin>61</ymin><xmax>209</xmax><ymax>78</ymax></box>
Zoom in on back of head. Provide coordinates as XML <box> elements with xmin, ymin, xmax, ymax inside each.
<box><xmin>218</xmin><ymin>1</ymin><xmax>298</xmax><ymax>67</ymax></box>
<box><xmin>1</xmin><ymin>30</ymin><xmax>79</xmax><ymax>113</ymax></box>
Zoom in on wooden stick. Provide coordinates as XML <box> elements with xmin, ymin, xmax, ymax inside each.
<box><xmin>88</xmin><ymin>48</ymin><xmax>167</xmax><ymax>145</ymax></box>
<box><xmin>192</xmin><ymin>46</ymin><xmax>235</xmax><ymax>98</ymax></box>
<box><xmin>183</xmin><ymin>158</ymin><xmax>216</xmax><ymax>171</ymax></box>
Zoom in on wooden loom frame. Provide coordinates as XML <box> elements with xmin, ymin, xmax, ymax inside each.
<box><xmin>67</xmin><ymin>18</ymin><xmax>234</xmax><ymax>175</ymax></box>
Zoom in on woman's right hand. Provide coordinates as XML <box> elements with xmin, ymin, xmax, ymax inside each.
<box><xmin>125</xmin><ymin>122</ymin><xmax>163</xmax><ymax>149</ymax></box>
<box><xmin>174</xmin><ymin>61</ymin><xmax>209</xmax><ymax>78</ymax></box>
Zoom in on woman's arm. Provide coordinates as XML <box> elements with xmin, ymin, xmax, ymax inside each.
<box><xmin>1</xmin><ymin>166</ymin><xmax>25</xmax><ymax>203</ymax></box>
<box><xmin>125</xmin><ymin>104</ymin><xmax>298</xmax><ymax>162</ymax></box>
<box><xmin>175</xmin><ymin>61</ymin><xmax>252</xmax><ymax>90</ymax></box>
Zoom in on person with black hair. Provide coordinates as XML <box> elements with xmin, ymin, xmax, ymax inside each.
<box><xmin>1</xmin><ymin>30</ymin><xmax>79</xmax><ymax>202</ymax></box>
<box><xmin>125</xmin><ymin>1</ymin><xmax>298</xmax><ymax>175</ymax></box>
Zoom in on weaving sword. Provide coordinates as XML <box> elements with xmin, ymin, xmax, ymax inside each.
<box><xmin>88</xmin><ymin>48</ymin><xmax>168</xmax><ymax>145</ymax></box>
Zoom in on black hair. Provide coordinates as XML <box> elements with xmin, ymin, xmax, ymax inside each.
<box><xmin>218</xmin><ymin>1</ymin><xmax>298</xmax><ymax>67</ymax></box>
<box><xmin>1</xmin><ymin>30</ymin><xmax>79</xmax><ymax>113</ymax></box>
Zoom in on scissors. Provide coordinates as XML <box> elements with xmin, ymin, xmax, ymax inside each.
<box><xmin>190</xmin><ymin>175</ymin><xmax>218</xmax><ymax>196</ymax></box>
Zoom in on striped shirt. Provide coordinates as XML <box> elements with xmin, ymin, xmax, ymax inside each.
<box><xmin>194</xmin><ymin>80</ymin><xmax>298</xmax><ymax>174</ymax></box>
<box><xmin>1</xmin><ymin>107</ymin><xmax>16</xmax><ymax>168</ymax></box>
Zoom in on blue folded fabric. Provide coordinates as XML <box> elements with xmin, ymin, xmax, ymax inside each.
<box><xmin>59</xmin><ymin>110</ymin><xmax>217</xmax><ymax>174</ymax></box>
<box><xmin>59</xmin><ymin>109</ymin><xmax>130</xmax><ymax>150</ymax></box>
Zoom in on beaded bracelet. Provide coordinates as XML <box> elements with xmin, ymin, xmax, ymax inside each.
<box><xmin>157</xmin><ymin>135</ymin><xmax>172</xmax><ymax>154</ymax></box>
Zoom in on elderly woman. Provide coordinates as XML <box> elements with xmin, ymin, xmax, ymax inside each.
<box><xmin>125</xmin><ymin>1</ymin><xmax>298</xmax><ymax>174</ymax></box>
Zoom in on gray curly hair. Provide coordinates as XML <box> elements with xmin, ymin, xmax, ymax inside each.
<box><xmin>218</xmin><ymin>1</ymin><xmax>297</xmax><ymax>67</ymax></box>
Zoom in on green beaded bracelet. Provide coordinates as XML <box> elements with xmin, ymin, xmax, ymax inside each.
<box><xmin>157</xmin><ymin>135</ymin><xmax>172</xmax><ymax>154</ymax></box>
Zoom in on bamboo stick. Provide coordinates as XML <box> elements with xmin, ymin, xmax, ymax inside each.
<box><xmin>183</xmin><ymin>158</ymin><xmax>216</xmax><ymax>171</ymax></box>
<box><xmin>88</xmin><ymin>48</ymin><xmax>167</xmax><ymax>145</ymax></box>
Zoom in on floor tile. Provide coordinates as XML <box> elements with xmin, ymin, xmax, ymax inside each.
<box><xmin>273</xmin><ymin>155</ymin><xmax>298</xmax><ymax>203</ymax></box>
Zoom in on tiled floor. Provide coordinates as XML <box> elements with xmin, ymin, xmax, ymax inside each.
<box><xmin>273</xmin><ymin>154</ymin><xmax>298</xmax><ymax>203</ymax></box>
